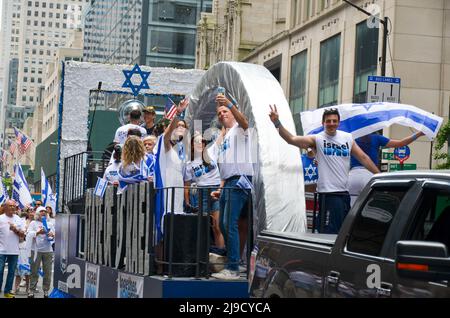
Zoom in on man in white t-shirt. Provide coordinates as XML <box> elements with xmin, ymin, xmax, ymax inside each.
<box><xmin>210</xmin><ymin>92</ymin><xmax>254</xmax><ymax>280</ymax></box>
<box><xmin>113</xmin><ymin>109</ymin><xmax>147</xmax><ymax>146</ymax></box>
<box><xmin>27</xmin><ymin>206</ymin><xmax>55</xmax><ymax>298</ymax></box>
<box><xmin>0</xmin><ymin>200</ymin><xmax>25</xmax><ymax>298</ymax></box>
<box><xmin>269</xmin><ymin>106</ymin><xmax>379</xmax><ymax>234</ymax></box>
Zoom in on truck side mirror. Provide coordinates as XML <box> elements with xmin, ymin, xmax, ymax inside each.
<box><xmin>396</xmin><ymin>241</ymin><xmax>450</xmax><ymax>281</ymax></box>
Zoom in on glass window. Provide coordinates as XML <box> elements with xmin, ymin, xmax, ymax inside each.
<box><xmin>406</xmin><ymin>189</ymin><xmax>450</xmax><ymax>250</ymax></box>
<box><xmin>149</xmin><ymin>30</ymin><xmax>195</xmax><ymax>56</ymax></box>
<box><xmin>353</xmin><ymin>21</ymin><xmax>379</xmax><ymax>103</ymax></box>
<box><xmin>151</xmin><ymin>2</ymin><xmax>197</xmax><ymax>25</ymax></box>
<box><xmin>318</xmin><ymin>34</ymin><xmax>340</xmax><ymax>108</ymax></box>
<box><xmin>290</xmin><ymin>50</ymin><xmax>307</xmax><ymax>115</ymax></box>
<box><xmin>347</xmin><ymin>188</ymin><xmax>408</xmax><ymax>256</ymax></box>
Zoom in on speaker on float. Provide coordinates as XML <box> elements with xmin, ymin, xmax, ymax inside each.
<box><xmin>163</xmin><ymin>213</ymin><xmax>209</xmax><ymax>277</ymax></box>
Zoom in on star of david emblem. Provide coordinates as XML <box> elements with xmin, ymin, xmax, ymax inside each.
<box><xmin>122</xmin><ymin>64</ymin><xmax>151</xmax><ymax>96</ymax></box>
<box><xmin>304</xmin><ymin>164</ymin><xmax>317</xmax><ymax>180</ymax></box>
<box><xmin>353</xmin><ymin>102</ymin><xmax>383</xmax><ymax>111</ymax></box>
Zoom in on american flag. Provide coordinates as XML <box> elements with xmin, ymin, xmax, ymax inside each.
<box><xmin>8</xmin><ymin>140</ymin><xmax>16</xmax><ymax>156</ymax></box>
<box><xmin>14</xmin><ymin>127</ymin><xmax>32</xmax><ymax>155</ymax></box>
<box><xmin>164</xmin><ymin>97</ymin><xmax>177</xmax><ymax>120</ymax></box>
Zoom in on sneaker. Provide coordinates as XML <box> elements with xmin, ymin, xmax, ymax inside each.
<box><xmin>43</xmin><ymin>291</ymin><xmax>48</xmax><ymax>298</ymax></box>
<box><xmin>4</xmin><ymin>292</ymin><xmax>15</xmax><ymax>298</ymax></box>
<box><xmin>211</xmin><ymin>269</ymin><xmax>240</xmax><ymax>280</ymax></box>
<box><xmin>27</xmin><ymin>292</ymin><xmax>34</xmax><ymax>298</ymax></box>
<box><xmin>209</xmin><ymin>253</ymin><xmax>227</xmax><ymax>273</ymax></box>
<box><xmin>19</xmin><ymin>281</ymin><xmax>26</xmax><ymax>288</ymax></box>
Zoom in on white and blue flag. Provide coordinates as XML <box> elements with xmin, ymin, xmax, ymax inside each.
<box><xmin>0</xmin><ymin>178</ymin><xmax>9</xmax><ymax>205</ymax></box>
<box><xmin>301</xmin><ymin>102</ymin><xmax>443</xmax><ymax>140</ymax></box>
<box><xmin>12</xmin><ymin>164</ymin><xmax>33</xmax><ymax>209</ymax></box>
<box><xmin>41</xmin><ymin>168</ymin><xmax>57</xmax><ymax>214</ymax></box>
<box><xmin>117</xmin><ymin>160</ymin><xmax>148</xmax><ymax>194</ymax></box>
<box><xmin>94</xmin><ymin>177</ymin><xmax>108</xmax><ymax>198</ymax></box>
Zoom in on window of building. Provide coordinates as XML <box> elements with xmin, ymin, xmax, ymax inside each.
<box><xmin>318</xmin><ymin>34</ymin><xmax>340</xmax><ymax>108</ymax></box>
<box><xmin>353</xmin><ymin>21</ymin><xmax>379</xmax><ymax>103</ymax></box>
<box><xmin>149</xmin><ymin>30</ymin><xmax>196</xmax><ymax>56</ymax></box>
<box><xmin>290</xmin><ymin>50</ymin><xmax>307</xmax><ymax>115</ymax></box>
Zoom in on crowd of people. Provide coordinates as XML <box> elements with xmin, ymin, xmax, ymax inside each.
<box><xmin>0</xmin><ymin>199</ymin><xmax>55</xmax><ymax>298</ymax></box>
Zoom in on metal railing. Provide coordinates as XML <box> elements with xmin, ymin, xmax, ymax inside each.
<box><xmin>62</xmin><ymin>151</ymin><xmax>108</xmax><ymax>214</ymax></box>
<box><xmin>82</xmin><ymin>182</ymin><xmax>253</xmax><ymax>279</ymax></box>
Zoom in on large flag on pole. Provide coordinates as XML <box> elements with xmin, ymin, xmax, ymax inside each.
<box><xmin>12</xmin><ymin>164</ymin><xmax>33</xmax><ymax>209</ymax></box>
<box><xmin>301</xmin><ymin>102</ymin><xmax>443</xmax><ymax>140</ymax></box>
<box><xmin>41</xmin><ymin>168</ymin><xmax>57</xmax><ymax>215</ymax></box>
<box><xmin>0</xmin><ymin>178</ymin><xmax>9</xmax><ymax>205</ymax></box>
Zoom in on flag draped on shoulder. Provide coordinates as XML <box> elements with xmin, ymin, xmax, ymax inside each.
<box><xmin>41</xmin><ymin>168</ymin><xmax>57</xmax><ymax>214</ymax></box>
<box><xmin>13</xmin><ymin>164</ymin><xmax>33</xmax><ymax>209</ymax></box>
<box><xmin>117</xmin><ymin>160</ymin><xmax>149</xmax><ymax>194</ymax></box>
<box><xmin>300</xmin><ymin>102</ymin><xmax>443</xmax><ymax>140</ymax></box>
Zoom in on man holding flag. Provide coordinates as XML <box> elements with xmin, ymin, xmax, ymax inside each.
<box><xmin>269</xmin><ymin>106</ymin><xmax>379</xmax><ymax>234</ymax></box>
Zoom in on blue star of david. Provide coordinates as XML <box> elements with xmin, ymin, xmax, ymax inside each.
<box><xmin>304</xmin><ymin>164</ymin><xmax>317</xmax><ymax>180</ymax></box>
<box><xmin>122</xmin><ymin>64</ymin><xmax>151</xmax><ymax>96</ymax></box>
<box><xmin>353</xmin><ymin>102</ymin><xmax>383</xmax><ymax>111</ymax></box>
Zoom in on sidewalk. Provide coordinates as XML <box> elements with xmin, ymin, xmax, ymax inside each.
<box><xmin>0</xmin><ymin>264</ymin><xmax>50</xmax><ymax>299</ymax></box>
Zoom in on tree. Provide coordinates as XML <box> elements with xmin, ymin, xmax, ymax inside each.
<box><xmin>2</xmin><ymin>177</ymin><xmax>13</xmax><ymax>198</ymax></box>
<box><xmin>433</xmin><ymin>120</ymin><xmax>450</xmax><ymax>169</ymax></box>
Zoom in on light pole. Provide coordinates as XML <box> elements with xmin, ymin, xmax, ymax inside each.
<box><xmin>343</xmin><ymin>0</ymin><xmax>388</xmax><ymax>76</ymax></box>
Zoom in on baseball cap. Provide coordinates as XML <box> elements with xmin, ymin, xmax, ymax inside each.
<box><xmin>143</xmin><ymin>106</ymin><xmax>156</xmax><ymax>114</ymax></box>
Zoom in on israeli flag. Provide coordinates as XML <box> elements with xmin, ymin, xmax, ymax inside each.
<box><xmin>0</xmin><ymin>178</ymin><xmax>9</xmax><ymax>205</ymax></box>
<box><xmin>41</xmin><ymin>168</ymin><xmax>57</xmax><ymax>214</ymax></box>
<box><xmin>236</xmin><ymin>175</ymin><xmax>253</xmax><ymax>190</ymax></box>
<box><xmin>94</xmin><ymin>177</ymin><xmax>108</xmax><ymax>198</ymax></box>
<box><xmin>154</xmin><ymin>136</ymin><xmax>165</xmax><ymax>243</ymax></box>
<box><xmin>41</xmin><ymin>216</ymin><xmax>55</xmax><ymax>243</ymax></box>
<box><xmin>301</xmin><ymin>102</ymin><xmax>443</xmax><ymax>140</ymax></box>
<box><xmin>117</xmin><ymin>160</ymin><xmax>148</xmax><ymax>194</ymax></box>
<box><xmin>12</xmin><ymin>164</ymin><xmax>33</xmax><ymax>209</ymax></box>
<box><xmin>301</xmin><ymin>154</ymin><xmax>318</xmax><ymax>185</ymax></box>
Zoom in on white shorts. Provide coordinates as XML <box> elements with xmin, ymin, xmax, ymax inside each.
<box><xmin>348</xmin><ymin>167</ymin><xmax>374</xmax><ymax>206</ymax></box>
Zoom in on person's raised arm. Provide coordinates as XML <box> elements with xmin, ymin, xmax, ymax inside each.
<box><xmin>269</xmin><ymin>104</ymin><xmax>315</xmax><ymax>149</ymax></box>
<box><xmin>163</xmin><ymin>98</ymin><xmax>189</xmax><ymax>152</ymax></box>
<box><xmin>351</xmin><ymin>141</ymin><xmax>380</xmax><ymax>174</ymax></box>
<box><xmin>216</xmin><ymin>95</ymin><xmax>248</xmax><ymax>130</ymax></box>
<box><xmin>385</xmin><ymin>131</ymin><xmax>425</xmax><ymax>148</ymax></box>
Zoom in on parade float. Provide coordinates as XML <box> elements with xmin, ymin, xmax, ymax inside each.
<box><xmin>53</xmin><ymin>61</ymin><xmax>307</xmax><ymax>298</ymax></box>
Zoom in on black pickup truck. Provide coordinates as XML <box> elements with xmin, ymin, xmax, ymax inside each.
<box><xmin>249</xmin><ymin>171</ymin><xmax>450</xmax><ymax>297</ymax></box>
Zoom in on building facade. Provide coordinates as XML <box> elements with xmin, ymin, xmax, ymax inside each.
<box><xmin>0</xmin><ymin>0</ymin><xmax>22</xmax><ymax>149</ymax></box>
<box><xmin>196</xmin><ymin>0</ymin><xmax>288</xmax><ymax>70</ymax></box>
<box><xmin>83</xmin><ymin>0</ymin><xmax>212</xmax><ymax>68</ymax></box>
<box><xmin>199</xmin><ymin>0</ymin><xmax>450</xmax><ymax>170</ymax></box>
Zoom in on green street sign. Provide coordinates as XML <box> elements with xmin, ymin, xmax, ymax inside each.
<box><xmin>389</xmin><ymin>163</ymin><xmax>417</xmax><ymax>171</ymax></box>
<box><xmin>382</xmin><ymin>152</ymin><xmax>395</xmax><ymax>160</ymax></box>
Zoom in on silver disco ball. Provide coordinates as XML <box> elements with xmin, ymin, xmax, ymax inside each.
<box><xmin>118</xmin><ymin>99</ymin><xmax>145</xmax><ymax>125</ymax></box>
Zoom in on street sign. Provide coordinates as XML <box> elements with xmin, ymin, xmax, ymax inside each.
<box><xmin>367</xmin><ymin>76</ymin><xmax>401</xmax><ymax>103</ymax></box>
<box><xmin>389</xmin><ymin>163</ymin><xmax>417</xmax><ymax>171</ymax></box>
<box><xmin>382</xmin><ymin>152</ymin><xmax>395</xmax><ymax>160</ymax></box>
<box><xmin>394</xmin><ymin>146</ymin><xmax>410</xmax><ymax>163</ymax></box>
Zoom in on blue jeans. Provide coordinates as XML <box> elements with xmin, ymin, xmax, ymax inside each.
<box><xmin>317</xmin><ymin>192</ymin><xmax>350</xmax><ymax>234</ymax></box>
<box><xmin>198</xmin><ymin>186</ymin><xmax>220</xmax><ymax>213</ymax></box>
<box><xmin>0</xmin><ymin>254</ymin><xmax>19</xmax><ymax>293</ymax></box>
<box><xmin>219</xmin><ymin>177</ymin><xmax>251</xmax><ymax>272</ymax></box>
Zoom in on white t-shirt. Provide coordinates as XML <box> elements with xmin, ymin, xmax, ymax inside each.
<box><xmin>114</xmin><ymin>124</ymin><xmax>147</xmax><ymax>145</ymax></box>
<box><xmin>104</xmin><ymin>161</ymin><xmax>121</xmax><ymax>183</ymax></box>
<box><xmin>155</xmin><ymin>135</ymin><xmax>185</xmax><ymax>214</ymax></box>
<box><xmin>0</xmin><ymin>214</ymin><xmax>24</xmax><ymax>255</ymax></box>
<box><xmin>315</xmin><ymin>130</ymin><xmax>353</xmax><ymax>193</ymax></box>
<box><xmin>27</xmin><ymin>220</ymin><xmax>55</xmax><ymax>253</ymax></box>
<box><xmin>185</xmin><ymin>148</ymin><xmax>221</xmax><ymax>186</ymax></box>
<box><xmin>211</xmin><ymin>123</ymin><xmax>254</xmax><ymax>180</ymax></box>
